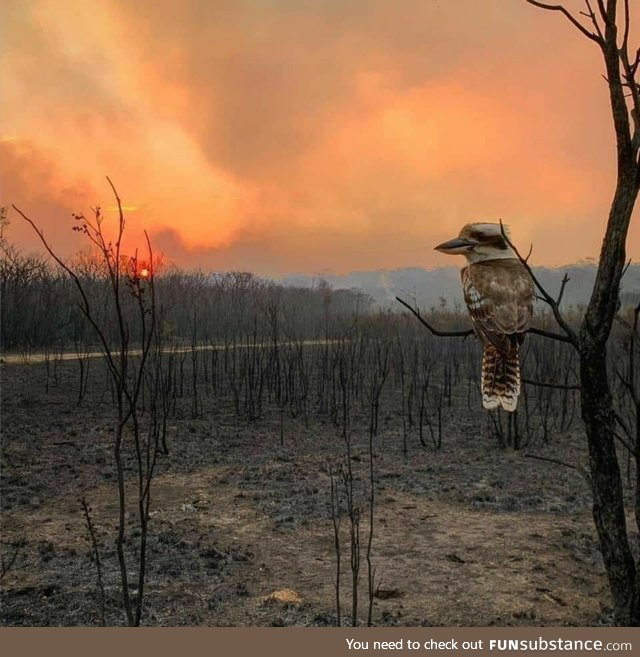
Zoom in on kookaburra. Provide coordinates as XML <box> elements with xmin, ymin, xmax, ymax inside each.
<box><xmin>435</xmin><ymin>223</ymin><xmax>534</xmax><ymax>412</ymax></box>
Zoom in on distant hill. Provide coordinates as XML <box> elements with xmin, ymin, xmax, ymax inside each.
<box><xmin>280</xmin><ymin>263</ymin><xmax>640</xmax><ymax>311</ymax></box>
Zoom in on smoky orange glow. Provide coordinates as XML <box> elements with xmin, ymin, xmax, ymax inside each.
<box><xmin>1</xmin><ymin>0</ymin><xmax>638</xmax><ymax>276</ymax></box>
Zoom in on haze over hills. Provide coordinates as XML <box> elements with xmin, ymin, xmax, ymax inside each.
<box><xmin>281</xmin><ymin>263</ymin><xmax>640</xmax><ymax>310</ymax></box>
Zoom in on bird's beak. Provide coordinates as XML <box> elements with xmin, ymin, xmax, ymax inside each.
<box><xmin>434</xmin><ymin>237</ymin><xmax>478</xmax><ymax>255</ymax></box>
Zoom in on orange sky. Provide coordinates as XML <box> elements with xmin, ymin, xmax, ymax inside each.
<box><xmin>1</xmin><ymin>0</ymin><xmax>638</xmax><ymax>276</ymax></box>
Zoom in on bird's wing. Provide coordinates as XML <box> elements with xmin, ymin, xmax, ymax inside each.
<box><xmin>462</xmin><ymin>260</ymin><xmax>534</xmax><ymax>353</ymax></box>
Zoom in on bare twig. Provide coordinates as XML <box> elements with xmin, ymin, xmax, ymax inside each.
<box><xmin>0</xmin><ymin>539</ymin><xmax>25</xmax><ymax>581</ymax></box>
<box><xmin>80</xmin><ymin>497</ymin><xmax>106</xmax><ymax>626</ymax></box>
<box><xmin>523</xmin><ymin>377</ymin><xmax>580</xmax><ymax>390</ymax></box>
<box><xmin>499</xmin><ymin>220</ymin><xmax>579</xmax><ymax>346</ymax></box>
<box><xmin>524</xmin><ymin>452</ymin><xmax>577</xmax><ymax>470</ymax></box>
<box><xmin>397</xmin><ymin>296</ymin><xmax>574</xmax><ymax>344</ymax></box>
<box><xmin>11</xmin><ymin>204</ymin><xmax>121</xmax><ymax>384</ymax></box>
<box><xmin>395</xmin><ymin>297</ymin><xmax>474</xmax><ymax>338</ymax></box>
<box><xmin>329</xmin><ymin>464</ymin><xmax>342</xmax><ymax>627</ymax></box>
<box><xmin>595</xmin><ymin>0</ymin><xmax>611</xmax><ymax>26</ymax></box>
<box><xmin>583</xmin><ymin>0</ymin><xmax>605</xmax><ymax>41</ymax></box>
<box><xmin>556</xmin><ymin>273</ymin><xmax>571</xmax><ymax>306</ymax></box>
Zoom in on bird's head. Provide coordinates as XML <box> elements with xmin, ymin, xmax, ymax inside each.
<box><xmin>435</xmin><ymin>223</ymin><xmax>516</xmax><ymax>263</ymax></box>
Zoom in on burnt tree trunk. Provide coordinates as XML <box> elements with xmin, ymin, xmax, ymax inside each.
<box><xmin>579</xmin><ymin>178</ymin><xmax>640</xmax><ymax>625</ymax></box>
<box><xmin>524</xmin><ymin>0</ymin><xmax>640</xmax><ymax>625</ymax></box>
<box><xmin>580</xmin><ymin>343</ymin><xmax>638</xmax><ymax>624</ymax></box>
<box><xmin>575</xmin><ymin>0</ymin><xmax>640</xmax><ymax>625</ymax></box>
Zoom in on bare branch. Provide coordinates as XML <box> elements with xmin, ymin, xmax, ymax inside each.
<box><xmin>595</xmin><ymin>0</ymin><xmax>611</xmax><ymax>26</ymax></box>
<box><xmin>395</xmin><ymin>297</ymin><xmax>474</xmax><ymax>338</ymax></box>
<box><xmin>524</xmin><ymin>453</ymin><xmax>592</xmax><ymax>486</ymax></box>
<box><xmin>500</xmin><ymin>220</ymin><xmax>579</xmax><ymax>346</ymax></box>
<box><xmin>12</xmin><ymin>204</ymin><xmax>120</xmax><ymax>383</ymax></box>
<box><xmin>1</xmin><ymin>539</ymin><xmax>25</xmax><ymax>581</ymax></box>
<box><xmin>630</xmin><ymin>48</ymin><xmax>640</xmax><ymax>76</ymax></box>
<box><xmin>524</xmin><ymin>243</ymin><xmax>534</xmax><ymax>263</ymax></box>
<box><xmin>584</xmin><ymin>0</ymin><xmax>605</xmax><ymax>41</ymax></box>
<box><xmin>397</xmin><ymin>296</ymin><xmax>575</xmax><ymax>344</ymax></box>
<box><xmin>527</xmin><ymin>326</ymin><xmax>576</xmax><ymax>343</ymax></box>
<box><xmin>524</xmin><ymin>452</ymin><xmax>577</xmax><ymax>470</ymax></box>
<box><xmin>80</xmin><ymin>497</ymin><xmax>106</xmax><ymax>626</ymax></box>
<box><xmin>525</xmin><ymin>0</ymin><xmax>604</xmax><ymax>44</ymax></box>
<box><xmin>618</xmin><ymin>1</ymin><xmax>640</xmax><ymax>156</ymax></box>
<box><xmin>556</xmin><ymin>272</ymin><xmax>571</xmax><ymax>306</ymax></box>
<box><xmin>616</xmin><ymin>370</ymin><xmax>638</xmax><ymax>404</ymax></box>
<box><xmin>607</xmin><ymin>412</ymin><xmax>638</xmax><ymax>456</ymax></box>
<box><xmin>523</xmin><ymin>377</ymin><xmax>581</xmax><ymax>390</ymax></box>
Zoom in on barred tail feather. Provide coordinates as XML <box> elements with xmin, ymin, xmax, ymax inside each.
<box><xmin>481</xmin><ymin>343</ymin><xmax>520</xmax><ymax>412</ymax></box>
